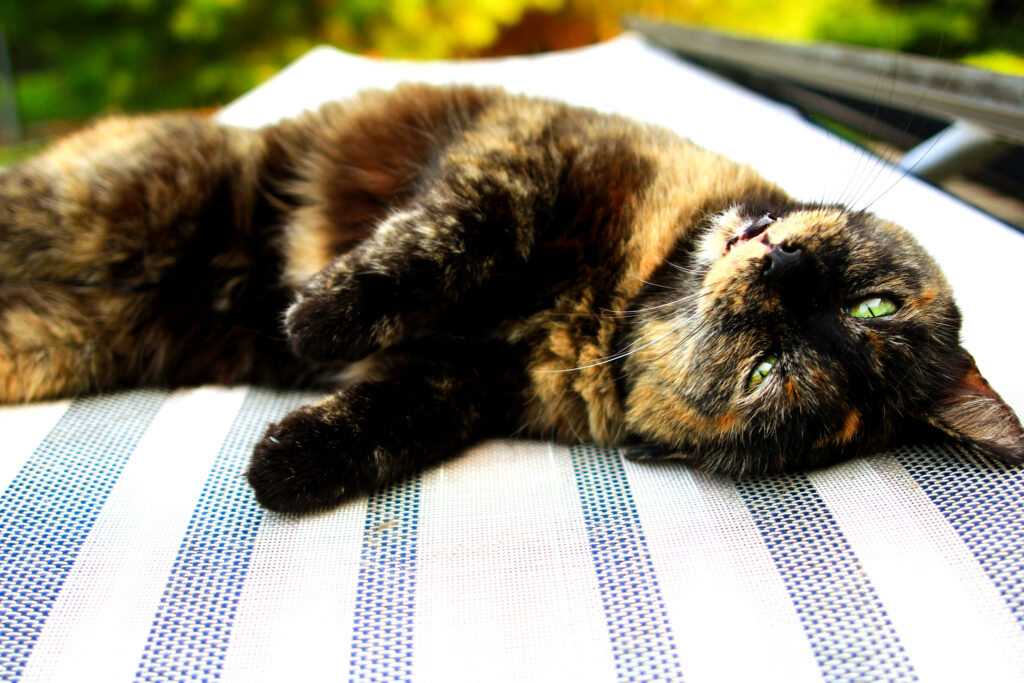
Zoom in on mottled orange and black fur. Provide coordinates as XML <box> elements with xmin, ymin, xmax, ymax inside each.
<box><xmin>2</xmin><ymin>84</ymin><xmax>1022</xmax><ymax>512</ymax></box>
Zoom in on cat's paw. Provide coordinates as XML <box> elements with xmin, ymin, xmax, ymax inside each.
<box><xmin>284</xmin><ymin>271</ymin><xmax>399</xmax><ymax>363</ymax></box>
<box><xmin>246</xmin><ymin>405</ymin><xmax>389</xmax><ymax>513</ymax></box>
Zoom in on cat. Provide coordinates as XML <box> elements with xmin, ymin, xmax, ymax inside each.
<box><xmin>1</xmin><ymin>83</ymin><xmax>1022</xmax><ymax>513</ymax></box>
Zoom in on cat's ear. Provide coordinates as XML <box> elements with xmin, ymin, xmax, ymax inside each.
<box><xmin>924</xmin><ymin>348</ymin><xmax>1024</xmax><ymax>465</ymax></box>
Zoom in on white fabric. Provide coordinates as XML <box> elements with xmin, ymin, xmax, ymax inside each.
<box><xmin>20</xmin><ymin>388</ymin><xmax>249</xmax><ymax>683</ymax></box>
<box><xmin>2</xmin><ymin>34</ymin><xmax>1023</xmax><ymax>683</ymax></box>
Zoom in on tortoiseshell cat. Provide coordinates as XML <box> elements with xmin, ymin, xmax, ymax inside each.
<box><xmin>2</xmin><ymin>84</ymin><xmax>1022</xmax><ymax>512</ymax></box>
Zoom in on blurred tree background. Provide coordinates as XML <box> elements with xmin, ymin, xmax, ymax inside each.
<box><xmin>1</xmin><ymin>0</ymin><xmax>1022</xmax><ymax>149</ymax></box>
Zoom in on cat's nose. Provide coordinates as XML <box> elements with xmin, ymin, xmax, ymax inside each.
<box><xmin>762</xmin><ymin>242</ymin><xmax>804</xmax><ymax>277</ymax></box>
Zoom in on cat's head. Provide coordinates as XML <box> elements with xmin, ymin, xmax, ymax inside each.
<box><xmin>620</xmin><ymin>202</ymin><xmax>1024</xmax><ymax>474</ymax></box>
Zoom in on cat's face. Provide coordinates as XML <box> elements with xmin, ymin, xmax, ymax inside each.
<box><xmin>620</xmin><ymin>202</ymin><xmax>1021</xmax><ymax>475</ymax></box>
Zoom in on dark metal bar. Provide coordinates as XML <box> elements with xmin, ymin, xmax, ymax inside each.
<box><xmin>626</xmin><ymin>17</ymin><xmax>1024</xmax><ymax>145</ymax></box>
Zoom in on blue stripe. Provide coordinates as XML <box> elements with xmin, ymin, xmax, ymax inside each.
<box><xmin>133</xmin><ymin>388</ymin><xmax>309</xmax><ymax>683</ymax></box>
<box><xmin>570</xmin><ymin>445</ymin><xmax>684</xmax><ymax>683</ymax></box>
<box><xmin>736</xmin><ymin>473</ymin><xmax>917</xmax><ymax>682</ymax></box>
<box><xmin>347</xmin><ymin>478</ymin><xmax>422</xmax><ymax>683</ymax></box>
<box><xmin>0</xmin><ymin>389</ymin><xmax>169</xmax><ymax>682</ymax></box>
<box><xmin>893</xmin><ymin>443</ymin><xmax>1024</xmax><ymax>630</ymax></box>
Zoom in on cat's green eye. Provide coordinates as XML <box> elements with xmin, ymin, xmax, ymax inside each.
<box><xmin>747</xmin><ymin>353</ymin><xmax>778</xmax><ymax>391</ymax></box>
<box><xmin>846</xmin><ymin>296</ymin><xmax>898</xmax><ymax>319</ymax></box>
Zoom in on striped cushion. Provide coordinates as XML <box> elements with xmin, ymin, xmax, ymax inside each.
<box><xmin>3</xmin><ymin>35</ymin><xmax>1023</xmax><ymax>681</ymax></box>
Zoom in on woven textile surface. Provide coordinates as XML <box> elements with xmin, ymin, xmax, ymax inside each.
<box><xmin>2</xmin><ymin>35</ymin><xmax>1023</xmax><ymax>682</ymax></box>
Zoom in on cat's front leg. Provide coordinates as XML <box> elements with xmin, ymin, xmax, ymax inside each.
<box><xmin>246</xmin><ymin>339</ymin><xmax>526</xmax><ymax>513</ymax></box>
<box><xmin>284</xmin><ymin>142</ymin><xmax>560</xmax><ymax>363</ymax></box>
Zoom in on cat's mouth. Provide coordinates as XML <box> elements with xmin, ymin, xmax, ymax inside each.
<box><xmin>725</xmin><ymin>229</ymin><xmax>770</xmax><ymax>255</ymax></box>
<box><xmin>724</xmin><ymin>213</ymin><xmax>777</xmax><ymax>256</ymax></box>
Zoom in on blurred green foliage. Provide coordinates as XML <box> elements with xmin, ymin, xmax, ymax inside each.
<box><xmin>4</xmin><ymin>0</ymin><xmax>560</xmax><ymax>128</ymax></box>
<box><xmin>3</xmin><ymin>0</ymin><xmax>1022</xmax><ymax>132</ymax></box>
<box><xmin>581</xmin><ymin>0</ymin><xmax>1023</xmax><ymax>56</ymax></box>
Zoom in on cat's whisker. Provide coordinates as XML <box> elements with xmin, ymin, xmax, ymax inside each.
<box><xmin>860</xmin><ymin>131</ymin><xmax>948</xmax><ymax>213</ymax></box>
<box><xmin>638</xmin><ymin>277</ymin><xmax>672</xmax><ymax>289</ymax></box>
<box><xmin>543</xmin><ymin>308</ymin><xmax>703</xmax><ymax>373</ymax></box>
<box><xmin>848</xmin><ymin>40</ymin><xmax>924</xmax><ymax>210</ymax></box>
<box><xmin>600</xmin><ymin>291</ymin><xmax>707</xmax><ymax>318</ymax></box>
<box><xmin>664</xmin><ymin>259</ymin><xmax>702</xmax><ymax>276</ymax></box>
<box><xmin>846</xmin><ymin>124</ymin><xmax>912</xmax><ymax>212</ymax></box>
<box><xmin>840</xmin><ymin>52</ymin><xmax>899</xmax><ymax>209</ymax></box>
<box><xmin>851</xmin><ymin>43</ymin><xmax>966</xmax><ymax>213</ymax></box>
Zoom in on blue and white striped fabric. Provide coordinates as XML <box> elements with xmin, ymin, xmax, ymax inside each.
<box><xmin>3</xmin><ymin>35</ymin><xmax>1024</xmax><ymax>682</ymax></box>
<box><xmin>2</xmin><ymin>391</ymin><xmax>1024</xmax><ymax>682</ymax></box>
